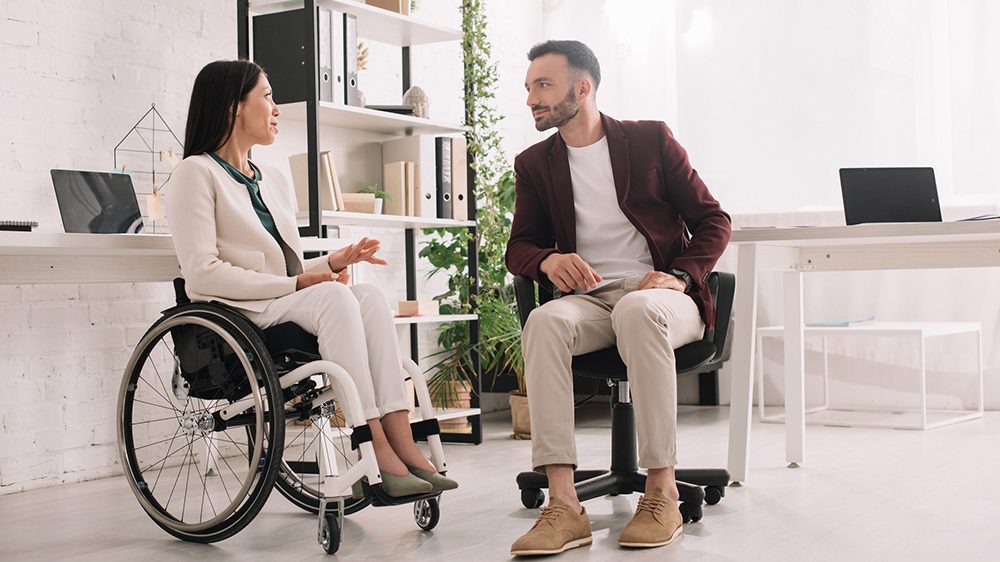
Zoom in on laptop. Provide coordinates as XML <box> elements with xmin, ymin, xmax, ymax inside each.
<box><xmin>839</xmin><ymin>167</ymin><xmax>942</xmax><ymax>226</ymax></box>
<box><xmin>51</xmin><ymin>169</ymin><xmax>145</xmax><ymax>234</ymax></box>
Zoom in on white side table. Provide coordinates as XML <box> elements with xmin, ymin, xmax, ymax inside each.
<box><xmin>756</xmin><ymin>322</ymin><xmax>983</xmax><ymax>430</ymax></box>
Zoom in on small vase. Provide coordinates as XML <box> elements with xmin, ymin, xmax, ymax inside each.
<box><xmin>374</xmin><ymin>198</ymin><xmax>384</xmax><ymax>214</ymax></box>
<box><xmin>437</xmin><ymin>380</ymin><xmax>472</xmax><ymax>430</ymax></box>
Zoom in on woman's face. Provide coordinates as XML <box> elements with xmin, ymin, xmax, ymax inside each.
<box><xmin>236</xmin><ymin>74</ymin><xmax>280</xmax><ymax>146</ymax></box>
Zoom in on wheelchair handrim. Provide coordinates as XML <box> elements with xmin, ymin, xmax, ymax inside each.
<box><xmin>117</xmin><ymin>314</ymin><xmax>269</xmax><ymax>534</ymax></box>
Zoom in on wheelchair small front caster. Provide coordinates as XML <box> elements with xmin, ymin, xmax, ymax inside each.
<box><xmin>414</xmin><ymin>498</ymin><xmax>440</xmax><ymax>531</ymax></box>
<box><xmin>319</xmin><ymin>513</ymin><xmax>341</xmax><ymax>554</ymax></box>
<box><xmin>679</xmin><ymin>501</ymin><xmax>703</xmax><ymax>523</ymax></box>
<box><xmin>521</xmin><ymin>488</ymin><xmax>545</xmax><ymax>509</ymax></box>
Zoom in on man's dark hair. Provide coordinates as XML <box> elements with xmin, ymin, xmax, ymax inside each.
<box><xmin>527</xmin><ymin>40</ymin><xmax>601</xmax><ymax>89</ymax></box>
<box><xmin>183</xmin><ymin>59</ymin><xmax>264</xmax><ymax>158</ymax></box>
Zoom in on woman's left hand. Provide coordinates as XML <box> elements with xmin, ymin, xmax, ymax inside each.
<box><xmin>327</xmin><ymin>237</ymin><xmax>388</xmax><ymax>272</ymax></box>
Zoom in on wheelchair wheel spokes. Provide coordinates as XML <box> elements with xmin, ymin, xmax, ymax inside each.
<box><xmin>271</xmin><ymin>387</ymin><xmax>371</xmax><ymax>515</ymax></box>
<box><xmin>118</xmin><ymin>311</ymin><xmax>284</xmax><ymax>543</ymax></box>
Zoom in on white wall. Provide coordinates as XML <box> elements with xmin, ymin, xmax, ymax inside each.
<box><xmin>4</xmin><ymin>0</ymin><xmax>998</xmax><ymax>494</ymax></box>
<box><xmin>525</xmin><ymin>0</ymin><xmax>1000</xmax><ymax>409</ymax></box>
<box><xmin>0</xmin><ymin>0</ymin><xmax>237</xmax><ymax>494</ymax></box>
<box><xmin>0</xmin><ymin>0</ymin><xmax>489</xmax><ymax>495</ymax></box>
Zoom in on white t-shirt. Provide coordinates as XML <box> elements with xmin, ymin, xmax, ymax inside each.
<box><xmin>567</xmin><ymin>135</ymin><xmax>654</xmax><ymax>292</ymax></box>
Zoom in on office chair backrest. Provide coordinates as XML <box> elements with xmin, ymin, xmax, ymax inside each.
<box><xmin>705</xmin><ymin>272</ymin><xmax>736</xmax><ymax>365</ymax></box>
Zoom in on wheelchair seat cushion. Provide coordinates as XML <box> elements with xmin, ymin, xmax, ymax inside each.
<box><xmin>262</xmin><ymin>322</ymin><xmax>320</xmax><ymax>361</ymax></box>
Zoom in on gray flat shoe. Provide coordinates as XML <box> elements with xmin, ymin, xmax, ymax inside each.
<box><xmin>380</xmin><ymin>471</ymin><xmax>433</xmax><ymax>497</ymax></box>
<box><xmin>407</xmin><ymin>464</ymin><xmax>459</xmax><ymax>492</ymax></box>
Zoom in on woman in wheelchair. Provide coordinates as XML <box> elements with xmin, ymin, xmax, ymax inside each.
<box><xmin>164</xmin><ymin>59</ymin><xmax>459</xmax><ymax>498</ymax></box>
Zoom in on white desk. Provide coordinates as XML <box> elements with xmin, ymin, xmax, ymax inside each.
<box><xmin>727</xmin><ymin>221</ymin><xmax>1000</xmax><ymax>483</ymax></box>
<box><xmin>0</xmin><ymin>232</ymin><xmax>348</xmax><ymax>285</ymax></box>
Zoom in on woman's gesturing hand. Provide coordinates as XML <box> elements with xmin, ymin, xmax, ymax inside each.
<box><xmin>295</xmin><ymin>269</ymin><xmax>350</xmax><ymax>291</ymax></box>
<box><xmin>326</xmin><ymin>237</ymin><xmax>388</xmax><ymax>272</ymax></box>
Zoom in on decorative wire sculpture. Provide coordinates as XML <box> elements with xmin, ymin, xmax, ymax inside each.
<box><xmin>113</xmin><ymin>104</ymin><xmax>183</xmax><ymax>234</ymax></box>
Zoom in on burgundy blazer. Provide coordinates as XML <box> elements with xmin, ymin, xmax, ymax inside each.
<box><xmin>505</xmin><ymin>113</ymin><xmax>732</xmax><ymax>328</ymax></box>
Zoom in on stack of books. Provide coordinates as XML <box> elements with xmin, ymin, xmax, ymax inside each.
<box><xmin>288</xmin><ymin>134</ymin><xmax>469</xmax><ymax>219</ymax></box>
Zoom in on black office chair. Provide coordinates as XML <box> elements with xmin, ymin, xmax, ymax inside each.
<box><xmin>513</xmin><ymin>272</ymin><xmax>735</xmax><ymax>523</ymax></box>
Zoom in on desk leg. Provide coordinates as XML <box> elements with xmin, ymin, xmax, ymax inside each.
<box><xmin>783</xmin><ymin>271</ymin><xmax>804</xmax><ymax>468</ymax></box>
<box><xmin>727</xmin><ymin>245</ymin><xmax>758</xmax><ymax>484</ymax></box>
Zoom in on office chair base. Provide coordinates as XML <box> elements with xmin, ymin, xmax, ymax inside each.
<box><xmin>515</xmin><ymin>468</ymin><xmax>728</xmax><ymax>523</ymax></box>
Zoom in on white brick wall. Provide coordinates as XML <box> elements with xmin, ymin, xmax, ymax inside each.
<box><xmin>0</xmin><ymin>0</ymin><xmax>234</xmax><ymax>495</ymax></box>
<box><xmin>1</xmin><ymin>0</ymin><xmax>541</xmax><ymax>495</ymax></box>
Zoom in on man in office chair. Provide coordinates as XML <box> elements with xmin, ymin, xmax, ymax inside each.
<box><xmin>506</xmin><ymin>40</ymin><xmax>732</xmax><ymax>556</ymax></box>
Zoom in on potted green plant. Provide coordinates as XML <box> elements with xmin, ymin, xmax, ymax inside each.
<box><xmin>358</xmin><ymin>184</ymin><xmax>389</xmax><ymax>214</ymax></box>
<box><xmin>423</xmin><ymin>288</ymin><xmax>528</xmax><ymax>435</ymax></box>
<box><xmin>419</xmin><ymin>1</ymin><xmax>530</xmax><ymax>436</ymax></box>
<box><xmin>475</xmin><ymin>293</ymin><xmax>529</xmax><ymax>439</ymax></box>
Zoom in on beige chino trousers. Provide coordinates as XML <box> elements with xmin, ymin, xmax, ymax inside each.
<box><xmin>522</xmin><ymin>277</ymin><xmax>705</xmax><ymax>470</ymax></box>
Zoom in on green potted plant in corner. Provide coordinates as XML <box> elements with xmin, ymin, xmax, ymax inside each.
<box><xmin>358</xmin><ymin>184</ymin><xmax>389</xmax><ymax>214</ymax></box>
<box><xmin>475</xmin><ymin>292</ymin><xmax>530</xmax><ymax>439</ymax></box>
<box><xmin>419</xmin><ymin>0</ymin><xmax>532</xmax><ymax>435</ymax></box>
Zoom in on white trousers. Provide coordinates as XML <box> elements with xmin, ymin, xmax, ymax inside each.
<box><xmin>243</xmin><ymin>282</ymin><xmax>409</xmax><ymax>420</ymax></box>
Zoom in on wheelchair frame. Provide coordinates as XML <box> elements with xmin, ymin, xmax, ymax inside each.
<box><xmin>117</xmin><ymin>300</ymin><xmax>452</xmax><ymax>554</ymax></box>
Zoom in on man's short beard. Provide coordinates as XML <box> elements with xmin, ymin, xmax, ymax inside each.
<box><xmin>534</xmin><ymin>86</ymin><xmax>580</xmax><ymax>131</ymax></box>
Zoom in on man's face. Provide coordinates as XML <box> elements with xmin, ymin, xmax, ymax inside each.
<box><xmin>524</xmin><ymin>53</ymin><xmax>581</xmax><ymax>131</ymax></box>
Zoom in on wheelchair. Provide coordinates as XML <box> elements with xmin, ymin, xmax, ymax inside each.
<box><xmin>116</xmin><ymin>279</ymin><xmax>451</xmax><ymax>554</ymax></box>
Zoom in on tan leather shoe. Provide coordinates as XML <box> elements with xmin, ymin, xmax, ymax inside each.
<box><xmin>510</xmin><ymin>498</ymin><xmax>592</xmax><ymax>556</ymax></box>
<box><xmin>618</xmin><ymin>489</ymin><xmax>683</xmax><ymax>548</ymax></box>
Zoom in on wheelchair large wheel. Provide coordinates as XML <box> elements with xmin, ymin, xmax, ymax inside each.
<box><xmin>117</xmin><ymin>305</ymin><xmax>285</xmax><ymax>543</ymax></box>
<box><xmin>267</xmin><ymin>386</ymin><xmax>371</xmax><ymax>516</ymax></box>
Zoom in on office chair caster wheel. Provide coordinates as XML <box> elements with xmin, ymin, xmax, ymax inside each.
<box><xmin>679</xmin><ymin>502</ymin><xmax>702</xmax><ymax>523</ymax></box>
<box><xmin>521</xmin><ymin>489</ymin><xmax>545</xmax><ymax>509</ymax></box>
<box><xmin>414</xmin><ymin>498</ymin><xmax>440</xmax><ymax>531</ymax></box>
<box><xmin>705</xmin><ymin>486</ymin><xmax>724</xmax><ymax>505</ymax></box>
<box><xmin>319</xmin><ymin>513</ymin><xmax>341</xmax><ymax>554</ymax></box>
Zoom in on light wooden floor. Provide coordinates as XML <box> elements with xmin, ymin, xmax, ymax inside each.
<box><xmin>2</xmin><ymin>403</ymin><xmax>999</xmax><ymax>561</ymax></box>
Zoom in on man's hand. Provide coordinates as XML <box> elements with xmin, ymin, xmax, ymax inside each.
<box><xmin>636</xmin><ymin>271</ymin><xmax>686</xmax><ymax>291</ymax></box>
<box><xmin>327</xmin><ymin>237</ymin><xmax>388</xmax><ymax>272</ymax></box>
<box><xmin>540</xmin><ymin>253</ymin><xmax>602</xmax><ymax>293</ymax></box>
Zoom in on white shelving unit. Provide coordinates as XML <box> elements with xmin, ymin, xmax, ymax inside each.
<box><xmin>393</xmin><ymin>314</ymin><xmax>478</xmax><ymax>325</ymax></box>
<box><xmin>297</xmin><ymin>210</ymin><xmax>474</xmax><ymax>230</ymax></box>
<box><xmin>249</xmin><ymin>0</ymin><xmax>462</xmax><ymax>45</ymax></box>
<box><xmin>241</xmin><ymin>0</ymin><xmax>482</xmax><ymax>443</ymax></box>
<box><xmin>278</xmin><ymin>101</ymin><xmax>467</xmax><ymax>136</ymax></box>
<box><xmin>756</xmin><ymin>321</ymin><xmax>983</xmax><ymax>430</ymax></box>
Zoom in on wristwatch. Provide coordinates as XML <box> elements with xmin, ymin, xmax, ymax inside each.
<box><xmin>667</xmin><ymin>268</ymin><xmax>692</xmax><ymax>293</ymax></box>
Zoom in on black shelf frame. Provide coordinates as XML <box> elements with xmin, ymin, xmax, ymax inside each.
<box><xmin>237</xmin><ymin>0</ymin><xmax>482</xmax><ymax>444</ymax></box>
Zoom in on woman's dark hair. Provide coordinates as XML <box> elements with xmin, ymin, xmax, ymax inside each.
<box><xmin>527</xmin><ymin>40</ymin><xmax>601</xmax><ymax>89</ymax></box>
<box><xmin>183</xmin><ymin>60</ymin><xmax>264</xmax><ymax>158</ymax></box>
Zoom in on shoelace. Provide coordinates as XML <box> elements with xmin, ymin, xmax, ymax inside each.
<box><xmin>533</xmin><ymin>504</ymin><xmax>567</xmax><ymax>529</ymax></box>
<box><xmin>636</xmin><ymin>495</ymin><xmax>669</xmax><ymax>522</ymax></box>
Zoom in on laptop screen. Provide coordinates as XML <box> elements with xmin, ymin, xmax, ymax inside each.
<box><xmin>839</xmin><ymin>167</ymin><xmax>942</xmax><ymax>226</ymax></box>
<box><xmin>51</xmin><ymin>169</ymin><xmax>144</xmax><ymax>234</ymax></box>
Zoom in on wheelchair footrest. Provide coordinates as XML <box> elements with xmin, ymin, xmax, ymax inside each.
<box><xmin>367</xmin><ymin>483</ymin><xmax>442</xmax><ymax>508</ymax></box>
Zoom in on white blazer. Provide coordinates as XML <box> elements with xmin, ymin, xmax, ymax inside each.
<box><xmin>165</xmin><ymin>153</ymin><xmax>332</xmax><ymax>312</ymax></box>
